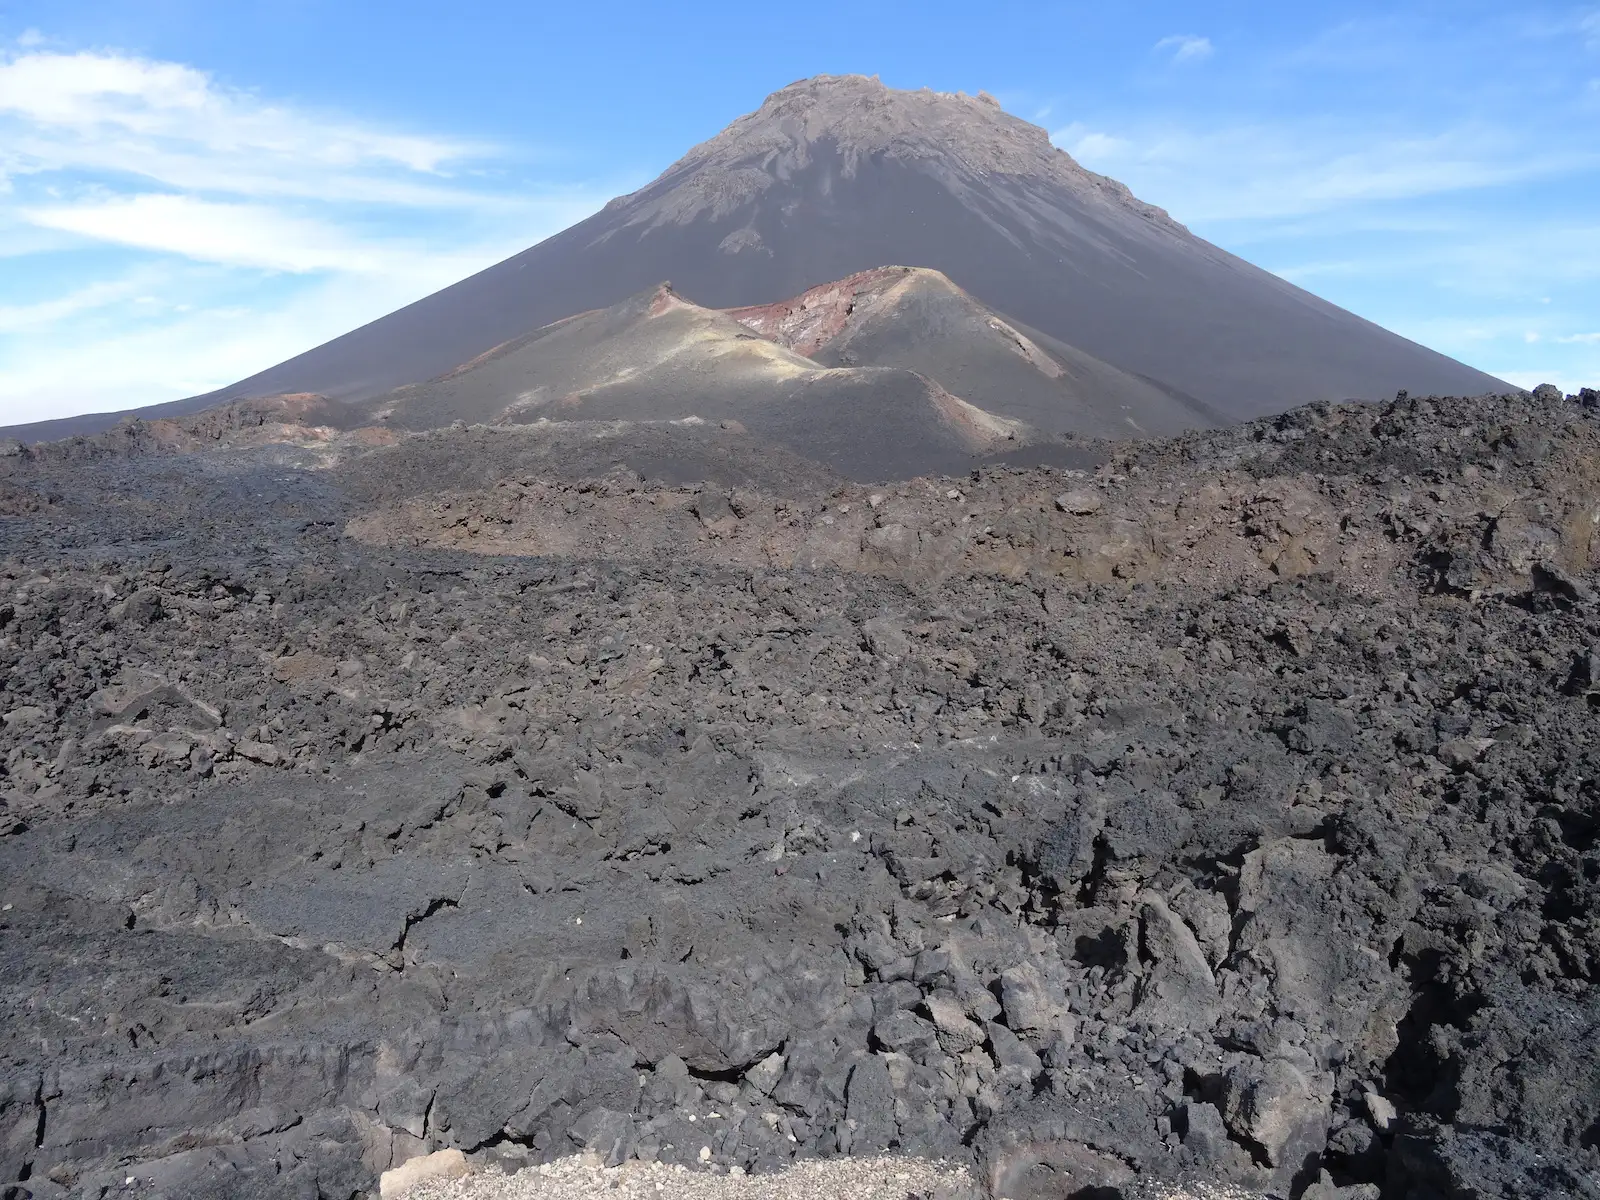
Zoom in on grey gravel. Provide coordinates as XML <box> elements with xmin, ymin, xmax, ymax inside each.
<box><xmin>405</xmin><ymin>1154</ymin><xmax>1264</xmax><ymax>1200</ymax></box>
<box><xmin>407</xmin><ymin>1155</ymin><xmax>974</xmax><ymax>1200</ymax></box>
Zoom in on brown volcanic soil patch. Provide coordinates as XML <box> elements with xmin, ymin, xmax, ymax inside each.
<box><xmin>343</xmin><ymin>440</ymin><xmax>1385</xmax><ymax>591</ymax></box>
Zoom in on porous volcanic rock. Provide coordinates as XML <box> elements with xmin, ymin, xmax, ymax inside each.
<box><xmin>0</xmin><ymin>387</ymin><xmax>1596</xmax><ymax>1200</ymax></box>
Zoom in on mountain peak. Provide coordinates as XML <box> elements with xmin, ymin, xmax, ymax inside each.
<box><xmin>695</xmin><ymin>72</ymin><xmax>1065</xmax><ymax>176</ymax></box>
<box><xmin>611</xmin><ymin>72</ymin><xmax>1180</xmax><ymax>236</ymax></box>
<box><xmin>10</xmin><ymin>73</ymin><xmax>1502</xmax><ymax>443</ymax></box>
<box><xmin>757</xmin><ymin>72</ymin><xmax>1000</xmax><ymax>117</ymax></box>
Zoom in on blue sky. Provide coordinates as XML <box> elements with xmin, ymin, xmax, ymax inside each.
<box><xmin>0</xmin><ymin>0</ymin><xmax>1596</xmax><ymax>423</ymax></box>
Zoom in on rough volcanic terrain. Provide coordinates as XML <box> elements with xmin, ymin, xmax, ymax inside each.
<box><xmin>1</xmin><ymin>75</ymin><xmax>1505</xmax><ymax>444</ymax></box>
<box><xmin>0</xmin><ymin>383</ymin><xmax>1597</xmax><ymax>1199</ymax></box>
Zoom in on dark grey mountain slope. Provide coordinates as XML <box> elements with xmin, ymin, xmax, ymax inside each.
<box><xmin>6</xmin><ymin>74</ymin><xmax>1504</xmax><ymax>442</ymax></box>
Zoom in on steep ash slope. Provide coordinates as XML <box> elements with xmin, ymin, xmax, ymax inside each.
<box><xmin>0</xmin><ymin>388</ymin><xmax>1596</xmax><ymax>1199</ymax></box>
<box><xmin>4</xmin><ymin>75</ymin><xmax>1505</xmax><ymax>443</ymax></box>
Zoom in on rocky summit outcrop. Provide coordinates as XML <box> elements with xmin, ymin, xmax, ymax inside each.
<box><xmin>0</xmin><ymin>386</ymin><xmax>1597</xmax><ymax>1199</ymax></box>
<box><xmin>2</xmin><ymin>75</ymin><xmax>1504</xmax><ymax>445</ymax></box>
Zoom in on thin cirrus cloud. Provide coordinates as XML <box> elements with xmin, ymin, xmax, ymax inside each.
<box><xmin>1523</xmin><ymin>332</ymin><xmax>1600</xmax><ymax>345</ymax></box>
<box><xmin>17</xmin><ymin>193</ymin><xmax>532</xmax><ymax>279</ymax></box>
<box><xmin>0</xmin><ymin>276</ymin><xmax>146</xmax><ymax>335</ymax></box>
<box><xmin>0</xmin><ymin>49</ymin><xmax>568</xmax><ymax>212</ymax></box>
<box><xmin>1154</xmin><ymin>35</ymin><xmax>1213</xmax><ymax>63</ymax></box>
<box><xmin>0</xmin><ymin>50</ymin><xmax>475</xmax><ymax>179</ymax></box>
<box><xmin>1051</xmin><ymin>121</ymin><xmax>1592</xmax><ymax>224</ymax></box>
<box><xmin>0</xmin><ymin>45</ymin><xmax>618</xmax><ymax>423</ymax></box>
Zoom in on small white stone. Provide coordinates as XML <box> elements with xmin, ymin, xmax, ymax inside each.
<box><xmin>1364</xmin><ymin>1089</ymin><xmax>1399</xmax><ymax>1132</ymax></box>
<box><xmin>698</xmin><ymin>1146</ymin><xmax>712</xmax><ymax>1163</ymax></box>
<box><xmin>1055</xmin><ymin>488</ymin><xmax>1103</xmax><ymax>515</ymax></box>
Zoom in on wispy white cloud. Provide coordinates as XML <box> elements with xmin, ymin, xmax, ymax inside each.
<box><xmin>0</xmin><ymin>246</ymin><xmax>585</xmax><ymax>423</ymax></box>
<box><xmin>22</xmin><ymin>195</ymin><xmax>395</xmax><ymax>274</ymax></box>
<box><xmin>0</xmin><ymin>50</ymin><xmax>523</xmax><ymax>211</ymax></box>
<box><xmin>0</xmin><ymin>44</ymin><xmax>623</xmax><ymax>424</ymax></box>
<box><xmin>1154</xmin><ymin>35</ymin><xmax>1213</xmax><ymax>63</ymax></box>
<box><xmin>1</xmin><ymin>129</ymin><xmax>528</xmax><ymax>209</ymax></box>
<box><xmin>17</xmin><ymin>193</ymin><xmax>554</xmax><ymax>278</ymax></box>
<box><xmin>1052</xmin><ymin>119</ymin><xmax>1596</xmax><ymax>222</ymax></box>
<box><xmin>1052</xmin><ymin>121</ymin><xmax>1131</xmax><ymax>162</ymax></box>
<box><xmin>1582</xmin><ymin>11</ymin><xmax>1600</xmax><ymax>49</ymax></box>
<box><xmin>0</xmin><ymin>51</ymin><xmax>472</xmax><ymax>172</ymax></box>
<box><xmin>1267</xmin><ymin>224</ymin><xmax>1600</xmax><ymax>291</ymax></box>
<box><xmin>0</xmin><ymin>276</ymin><xmax>144</xmax><ymax>333</ymax></box>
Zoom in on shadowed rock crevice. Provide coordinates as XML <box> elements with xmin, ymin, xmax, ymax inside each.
<box><xmin>0</xmin><ymin>386</ymin><xmax>1597</xmax><ymax>1199</ymax></box>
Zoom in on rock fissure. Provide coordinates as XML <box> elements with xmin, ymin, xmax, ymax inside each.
<box><xmin>0</xmin><ymin>387</ymin><xmax>1597</xmax><ymax>1198</ymax></box>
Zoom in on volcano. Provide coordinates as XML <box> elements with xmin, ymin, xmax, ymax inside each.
<box><xmin>7</xmin><ymin>74</ymin><xmax>1505</xmax><ymax>443</ymax></box>
<box><xmin>352</xmin><ymin>265</ymin><xmax>1226</xmax><ymax>479</ymax></box>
